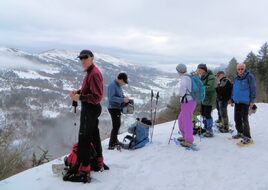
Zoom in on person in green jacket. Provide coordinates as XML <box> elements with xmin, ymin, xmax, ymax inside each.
<box><xmin>196</xmin><ymin>64</ymin><xmax>216</xmax><ymax>137</ymax></box>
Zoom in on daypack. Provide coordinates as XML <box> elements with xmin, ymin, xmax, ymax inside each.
<box><xmin>122</xmin><ymin>118</ymin><xmax>150</xmax><ymax>149</ymax></box>
<box><xmin>63</xmin><ymin>143</ymin><xmax>97</xmax><ymax>183</ymax></box>
<box><xmin>187</xmin><ymin>74</ymin><xmax>206</xmax><ymax>103</ymax></box>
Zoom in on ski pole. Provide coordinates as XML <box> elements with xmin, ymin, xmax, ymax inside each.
<box><xmin>168</xmin><ymin>119</ymin><xmax>177</xmax><ymax>144</ymax></box>
<box><xmin>151</xmin><ymin>92</ymin><xmax>159</xmax><ymax>143</ymax></box>
<box><xmin>150</xmin><ymin>90</ymin><xmax>154</xmax><ymax>124</ymax></box>
<box><xmin>199</xmin><ymin>115</ymin><xmax>202</xmax><ymax>142</ymax></box>
<box><xmin>72</xmin><ymin>101</ymin><xmax>78</xmax><ymax>142</ymax></box>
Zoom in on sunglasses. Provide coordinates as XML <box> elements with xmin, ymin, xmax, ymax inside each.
<box><xmin>79</xmin><ymin>55</ymin><xmax>89</xmax><ymax>60</ymax></box>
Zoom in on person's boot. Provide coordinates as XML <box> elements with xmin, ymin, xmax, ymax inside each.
<box><xmin>180</xmin><ymin>141</ymin><xmax>193</xmax><ymax>147</ymax></box>
<box><xmin>232</xmin><ymin>133</ymin><xmax>244</xmax><ymax>139</ymax></box>
<box><xmin>215</xmin><ymin>119</ymin><xmax>221</xmax><ymax>124</ymax></box>
<box><xmin>177</xmin><ymin>137</ymin><xmax>185</xmax><ymax>142</ymax></box>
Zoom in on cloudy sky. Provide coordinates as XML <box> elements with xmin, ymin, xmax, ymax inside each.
<box><xmin>0</xmin><ymin>0</ymin><xmax>268</xmax><ymax>68</ymax></box>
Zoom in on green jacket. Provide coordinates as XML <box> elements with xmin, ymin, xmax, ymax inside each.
<box><xmin>201</xmin><ymin>70</ymin><xmax>216</xmax><ymax>106</ymax></box>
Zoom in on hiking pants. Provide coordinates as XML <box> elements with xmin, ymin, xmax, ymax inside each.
<box><xmin>108</xmin><ymin>108</ymin><xmax>122</xmax><ymax>146</ymax></box>
<box><xmin>201</xmin><ymin>105</ymin><xmax>213</xmax><ymax>132</ymax></box>
<box><xmin>234</xmin><ymin>103</ymin><xmax>251</xmax><ymax>138</ymax></box>
<box><xmin>178</xmin><ymin>100</ymin><xmax>196</xmax><ymax>143</ymax></box>
<box><xmin>78</xmin><ymin>103</ymin><xmax>102</xmax><ymax>166</ymax></box>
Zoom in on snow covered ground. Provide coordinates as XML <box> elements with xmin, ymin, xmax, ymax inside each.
<box><xmin>1</xmin><ymin>103</ymin><xmax>268</xmax><ymax>190</ymax></box>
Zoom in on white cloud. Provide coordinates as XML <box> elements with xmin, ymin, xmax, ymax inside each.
<box><xmin>0</xmin><ymin>0</ymin><xmax>268</xmax><ymax>65</ymax></box>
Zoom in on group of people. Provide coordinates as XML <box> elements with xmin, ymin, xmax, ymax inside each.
<box><xmin>67</xmin><ymin>49</ymin><xmax>256</xmax><ymax>182</ymax></box>
<box><xmin>176</xmin><ymin>62</ymin><xmax>256</xmax><ymax>148</ymax></box>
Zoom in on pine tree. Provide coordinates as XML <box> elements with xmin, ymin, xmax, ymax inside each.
<box><xmin>253</xmin><ymin>42</ymin><xmax>268</xmax><ymax>102</ymax></box>
<box><xmin>244</xmin><ymin>51</ymin><xmax>258</xmax><ymax>75</ymax></box>
<box><xmin>225</xmin><ymin>57</ymin><xmax>238</xmax><ymax>81</ymax></box>
<box><xmin>257</xmin><ymin>42</ymin><xmax>268</xmax><ymax>79</ymax></box>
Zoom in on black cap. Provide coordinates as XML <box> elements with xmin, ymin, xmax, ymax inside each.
<box><xmin>118</xmin><ymin>72</ymin><xmax>128</xmax><ymax>84</ymax></box>
<box><xmin>197</xmin><ymin>64</ymin><xmax>207</xmax><ymax>72</ymax></box>
<box><xmin>77</xmin><ymin>50</ymin><xmax>94</xmax><ymax>59</ymax></box>
<box><xmin>216</xmin><ymin>71</ymin><xmax>225</xmax><ymax>76</ymax></box>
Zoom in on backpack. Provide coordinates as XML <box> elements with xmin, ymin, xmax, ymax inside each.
<box><xmin>187</xmin><ymin>74</ymin><xmax>206</xmax><ymax>103</ymax></box>
<box><xmin>62</xmin><ymin>143</ymin><xmax>97</xmax><ymax>183</ymax></box>
<box><xmin>122</xmin><ymin>118</ymin><xmax>150</xmax><ymax>149</ymax></box>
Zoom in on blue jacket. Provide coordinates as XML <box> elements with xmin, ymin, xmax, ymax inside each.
<box><xmin>107</xmin><ymin>80</ymin><xmax>124</xmax><ymax>109</ymax></box>
<box><xmin>232</xmin><ymin>70</ymin><xmax>256</xmax><ymax>104</ymax></box>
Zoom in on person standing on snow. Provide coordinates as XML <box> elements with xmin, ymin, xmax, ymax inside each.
<box><xmin>176</xmin><ymin>64</ymin><xmax>197</xmax><ymax>147</ymax></box>
<box><xmin>231</xmin><ymin>63</ymin><xmax>256</xmax><ymax>144</ymax></box>
<box><xmin>69</xmin><ymin>50</ymin><xmax>105</xmax><ymax>182</ymax></box>
<box><xmin>196</xmin><ymin>64</ymin><xmax>216</xmax><ymax>137</ymax></box>
<box><xmin>107</xmin><ymin>73</ymin><xmax>129</xmax><ymax>150</ymax></box>
<box><xmin>215</xmin><ymin>71</ymin><xmax>233</xmax><ymax>133</ymax></box>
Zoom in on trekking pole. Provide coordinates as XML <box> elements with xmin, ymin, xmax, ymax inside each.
<box><xmin>199</xmin><ymin>115</ymin><xmax>202</xmax><ymax>142</ymax></box>
<box><xmin>151</xmin><ymin>92</ymin><xmax>159</xmax><ymax>143</ymax></box>
<box><xmin>72</xmin><ymin>101</ymin><xmax>78</xmax><ymax>142</ymax></box>
<box><xmin>150</xmin><ymin>90</ymin><xmax>154</xmax><ymax>123</ymax></box>
<box><xmin>149</xmin><ymin>90</ymin><xmax>154</xmax><ymax>141</ymax></box>
<box><xmin>168</xmin><ymin>119</ymin><xmax>177</xmax><ymax>144</ymax></box>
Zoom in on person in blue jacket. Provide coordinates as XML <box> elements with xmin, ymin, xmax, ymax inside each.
<box><xmin>232</xmin><ymin>63</ymin><xmax>256</xmax><ymax>144</ymax></box>
<box><xmin>107</xmin><ymin>73</ymin><xmax>129</xmax><ymax>149</ymax></box>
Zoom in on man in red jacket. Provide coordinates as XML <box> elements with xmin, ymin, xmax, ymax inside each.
<box><xmin>69</xmin><ymin>50</ymin><xmax>104</xmax><ymax>182</ymax></box>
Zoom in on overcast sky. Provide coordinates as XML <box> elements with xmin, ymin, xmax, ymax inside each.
<box><xmin>0</xmin><ymin>0</ymin><xmax>268</xmax><ymax>68</ymax></box>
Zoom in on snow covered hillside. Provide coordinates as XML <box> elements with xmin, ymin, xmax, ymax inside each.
<box><xmin>0</xmin><ymin>47</ymin><xmax>177</xmax><ymax>158</ymax></box>
<box><xmin>1</xmin><ymin>103</ymin><xmax>268</xmax><ymax>190</ymax></box>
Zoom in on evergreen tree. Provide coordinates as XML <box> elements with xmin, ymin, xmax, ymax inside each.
<box><xmin>244</xmin><ymin>51</ymin><xmax>258</xmax><ymax>75</ymax></box>
<box><xmin>225</xmin><ymin>57</ymin><xmax>238</xmax><ymax>81</ymax></box>
<box><xmin>257</xmin><ymin>42</ymin><xmax>268</xmax><ymax>79</ymax></box>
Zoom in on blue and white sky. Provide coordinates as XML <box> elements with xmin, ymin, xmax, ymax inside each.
<box><xmin>0</xmin><ymin>0</ymin><xmax>268</xmax><ymax>69</ymax></box>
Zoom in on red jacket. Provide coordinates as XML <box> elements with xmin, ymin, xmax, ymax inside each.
<box><xmin>78</xmin><ymin>64</ymin><xmax>103</xmax><ymax>105</ymax></box>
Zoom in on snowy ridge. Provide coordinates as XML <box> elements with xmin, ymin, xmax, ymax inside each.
<box><xmin>95</xmin><ymin>53</ymin><xmax>134</xmax><ymax>67</ymax></box>
<box><xmin>38</xmin><ymin>49</ymin><xmax>78</xmax><ymax>63</ymax></box>
<box><xmin>1</xmin><ymin>103</ymin><xmax>267</xmax><ymax>190</ymax></box>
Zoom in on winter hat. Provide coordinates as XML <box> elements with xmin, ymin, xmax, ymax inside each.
<box><xmin>216</xmin><ymin>71</ymin><xmax>225</xmax><ymax>76</ymax></box>
<box><xmin>77</xmin><ymin>49</ymin><xmax>94</xmax><ymax>59</ymax></box>
<box><xmin>176</xmin><ymin>63</ymin><xmax>187</xmax><ymax>73</ymax></box>
<box><xmin>118</xmin><ymin>72</ymin><xmax>128</xmax><ymax>84</ymax></box>
<box><xmin>197</xmin><ymin>64</ymin><xmax>207</xmax><ymax>72</ymax></box>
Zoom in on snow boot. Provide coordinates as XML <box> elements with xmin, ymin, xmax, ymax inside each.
<box><xmin>232</xmin><ymin>133</ymin><xmax>244</xmax><ymax>139</ymax></box>
<box><xmin>177</xmin><ymin>137</ymin><xmax>185</xmax><ymax>142</ymax></box>
<box><xmin>180</xmin><ymin>141</ymin><xmax>193</xmax><ymax>147</ymax></box>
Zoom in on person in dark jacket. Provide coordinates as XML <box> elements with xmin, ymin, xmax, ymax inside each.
<box><xmin>231</xmin><ymin>63</ymin><xmax>256</xmax><ymax>144</ymax></box>
<box><xmin>215</xmin><ymin>71</ymin><xmax>233</xmax><ymax>133</ymax></box>
<box><xmin>69</xmin><ymin>50</ymin><xmax>104</xmax><ymax>181</ymax></box>
<box><xmin>197</xmin><ymin>64</ymin><xmax>216</xmax><ymax>137</ymax></box>
<box><xmin>107</xmin><ymin>73</ymin><xmax>129</xmax><ymax>149</ymax></box>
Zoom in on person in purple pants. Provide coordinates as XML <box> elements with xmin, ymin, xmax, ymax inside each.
<box><xmin>176</xmin><ymin>64</ymin><xmax>197</xmax><ymax>147</ymax></box>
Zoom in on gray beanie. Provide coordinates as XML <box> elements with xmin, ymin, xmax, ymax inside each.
<box><xmin>176</xmin><ymin>63</ymin><xmax>187</xmax><ymax>73</ymax></box>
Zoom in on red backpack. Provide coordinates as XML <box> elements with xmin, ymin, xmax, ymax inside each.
<box><xmin>63</xmin><ymin>143</ymin><xmax>96</xmax><ymax>183</ymax></box>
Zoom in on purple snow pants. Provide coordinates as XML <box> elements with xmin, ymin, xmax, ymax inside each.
<box><xmin>178</xmin><ymin>100</ymin><xmax>196</xmax><ymax>143</ymax></box>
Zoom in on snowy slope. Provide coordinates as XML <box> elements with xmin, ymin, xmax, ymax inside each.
<box><xmin>1</xmin><ymin>103</ymin><xmax>268</xmax><ymax>190</ymax></box>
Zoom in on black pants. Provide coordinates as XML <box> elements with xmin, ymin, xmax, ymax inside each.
<box><xmin>216</xmin><ymin>99</ymin><xmax>221</xmax><ymax>121</ymax></box>
<box><xmin>108</xmin><ymin>108</ymin><xmax>121</xmax><ymax>146</ymax></box>
<box><xmin>234</xmin><ymin>103</ymin><xmax>251</xmax><ymax>138</ymax></box>
<box><xmin>201</xmin><ymin>105</ymin><xmax>212</xmax><ymax>119</ymax></box>
<box><xmin>78</xmin><ymin>103</ymin><xmax>102</xmax><ymax>166</ymax></box>
<box><xmin>218</xmin><ymin>100</ymin><xmax>229</xmax><ymax>127</ymax></box>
